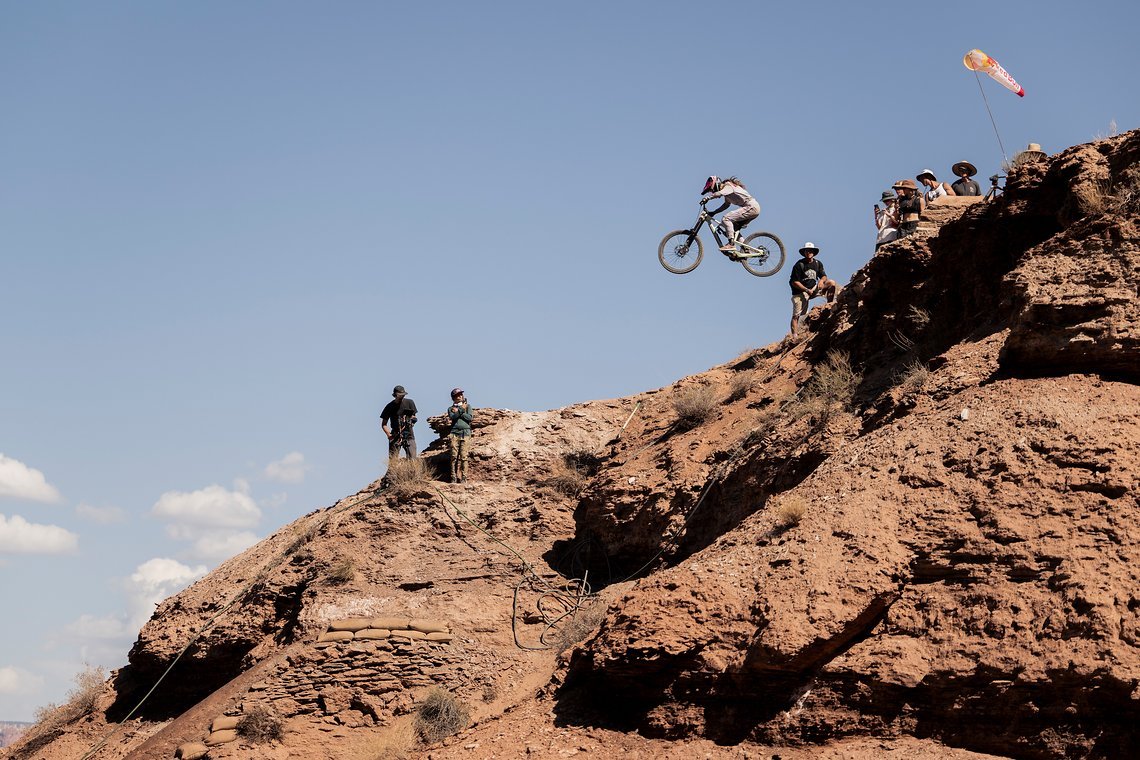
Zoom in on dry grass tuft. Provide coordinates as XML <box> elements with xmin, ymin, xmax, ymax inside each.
<box><xmin>543</xmin><ymin>458</ymin><xmax>588</xmax><ymax>497</ymax></box>
<box><xmin>414</xmin><ymin>688</ymin><xmax>470</xmax><ymax>745</ymax></box>
<box><xmin>726</xmin><ymin>370</ymin><xmax>757</xmax><ymax>402</ymax></box>
<box><xmin>673</xmin><ymin>384</ymin><xmax>719</xmax><ymax>430</ymax></box>
<box><xmin>906</xmin><ymin>305</ymin><xmax>931</xmax><ymax>329</ymax></box>
<box><xmin>237</xmin><ymin>705</ymin><xmax>285</xmax><ymax>743</ymax></box>
<box><xmin>385</xmin><ymin>457</ymin><xmax>432</xmax><ymax>497</ymax></box>
<box><xmin>787</xmin><ymin>351</ymin><xmax>860</xmax><ymax>427</ymax></box>
<box><xmin>22</xmin><ymin>665</ymin><xmax>106</xmax><ymax>751</ymax></box>
<box><xmin>895</xmin><ymin>358</ymin><xmax>930</xmax><ymax>397</ymax></box>
<box><xmin>327</xmin><ymin>557</ymin><xmax>356</xmax><ymax>585</ymax></box>
<box><xmin>772</xmin><ymin>496</ymin><xmax>807</xmax><ymax>530</ymax></box>
<box><xmin>553</xmin><ymin>603</ymin><xmax>608</xmax><ymax>652</ymax></box>
<box><xmin>743</xmin><ymin>406</ymin><xmax>785</xmax><ymax>449</ymax></box>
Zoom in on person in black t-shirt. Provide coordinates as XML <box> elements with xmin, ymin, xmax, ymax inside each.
<box><xmin>950</xmin><ymin>160</ymin><xmax>981</xmax><ymax>196</ymax></box>
<box><xmin>381</xmin><ymin>385</ymin><xmax>418</xmax><ymax>459</ymax></box>
<box><xmin>788</xmin><ymin>242</ymin><xmax>838</xmax><ymax>339</ymax></box>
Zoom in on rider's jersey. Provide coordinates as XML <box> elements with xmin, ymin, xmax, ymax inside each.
<box><xmin>708</xmin><ymin>181</ymin><xmax>759</xmax><ymax>209</ymax></box>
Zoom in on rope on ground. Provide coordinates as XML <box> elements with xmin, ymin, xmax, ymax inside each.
<box><xmin>435</xmin><ymin>487</ymin><xmax>592</xmax><ymax>651</ymax></box>
<box><xmin>79</xmin><ymin>486</ymin><xmax>383</xmax><ymax>760</ymax></box>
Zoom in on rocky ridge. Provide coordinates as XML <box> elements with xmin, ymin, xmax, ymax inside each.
<box><xmin>4</xmin><ymin>129</ymin><xmax>1138</xmax><ymax>760</ymax></box>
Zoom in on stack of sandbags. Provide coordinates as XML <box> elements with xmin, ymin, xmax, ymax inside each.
<box><xmin>316</xmin><ymin>616</ymin><xmax>454</xmax><ymax>644</ymax></box>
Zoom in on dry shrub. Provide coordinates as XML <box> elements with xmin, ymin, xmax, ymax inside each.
<box><xmin>414</xmin><ymin>688</ymin><xmax>470</xmax><ymax>744</ymax></box>
<box><xmin>542</xmin><ymin>457</ymin><xmax>587</xmax><ymax>497</ymax></box>
<box><xmin>1072</xmin><ymin>179</ymin><xmax>1112</xmax><ymax>216</ymax></box>
<box><xmin>743</xmin><ymin>406</ymin><xmax>785</xmax><ymax>449</ymax></box>
<box><xmin>237</xmin><ymin>705</ymin><xmax>284</xmax><ymax>743</ymax></box>
<box><xmin>553</xmin><ymin>602</ymin><xmax>607</xmax><ymax>652</ymax></box>
<box><xmin>773</xmin><ymin>496</ymin><xmax>807</xmax><ymax>530</ymax></box>
<box><xmin>788</xmin><ymin>351</ymin><xmax>860</xmax><ymax>427</ymax></box>
<box><xmin>327</xmin><ymin>557</ymin><xmax>356</xmax><ymax>585</ymax></box>
<box><xmin>895</xmin><ymin>358</ymin><xmax>930</xmax><ymax>396</ymax></box>
<box><xmin>673</xmin><ymin>384</ymin><xmax>718</xmax><ymax>430</ymax></box>
<box><xmin>22</xmin><ymin>665</ymin><xmax>106</xmax><ymax>750</ymax></box>
<box><xmin>726</xmin><ymin>370</ymin><xmax>757</xmax><ymax>402</ymax></box>
<box><xmin>480</xmin><ymin>681</ymin><xmax>499</xmax><ymax>703</ymax></box>
<box><xmin>906</xmin><ymin>305</ymin><xmax>931</xmax><ymax>329</ymax></box>
<box><xmin>385</xmin><ymin>457</ymin><xmax>432</xmax><ymax>497</ymax></box>
<box><xmin>344</xmin><ymin>719</ymin><xmax>416</xmax><ymax>760</ymax></box>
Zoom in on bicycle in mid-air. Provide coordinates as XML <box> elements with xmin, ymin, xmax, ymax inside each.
<box><xmin>658</xmin><ymin>202</ymin><xmax>785</xmax><ymax>277</ymax></box>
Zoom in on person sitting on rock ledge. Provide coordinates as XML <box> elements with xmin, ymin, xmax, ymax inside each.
<box><xmin>789</xmin><ymin>242</ymin><xmax>838</xmax><ymax>339</ymax></box>
<box><xmin>950</xmin><ymin>160</ymin><xmax>981</xmax><ymax>196</ymax></box>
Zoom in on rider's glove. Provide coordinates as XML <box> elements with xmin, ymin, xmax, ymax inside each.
<box><xmin>699</xmin><ymin>197</ymin><xmax>708</xmax><ymax>205</ymax></box>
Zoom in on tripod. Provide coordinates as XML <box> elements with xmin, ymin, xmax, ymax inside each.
<box><xmin>984</xmin><ymin>173</ymin><xmax>1006</xmax><ymax>201</ymax></box>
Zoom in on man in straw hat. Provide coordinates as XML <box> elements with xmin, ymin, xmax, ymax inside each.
<box><xmin>1014</xmin><ymin>143</ymin><xmax>1047</xmax><ymax>166</ymax></box>
<box><xmin>951</xmin><ymin>161</ymin><xmax>981</xmax><ymax>196</ymax></box>
<box><xmin>788</xmin><ymin>242</ymin><xmax>838</xmax><ymax>339</ymax></box>
<box><xmin>892</xmin><ymin>178</ymin><xmax>923</xmax><ymax>237</ymax></box>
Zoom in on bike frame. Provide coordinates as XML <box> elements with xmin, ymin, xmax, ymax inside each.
<box><xmin>691</xmin><ymin>209</ymin><xmax>766</xmax><ymax>259</ymax></box>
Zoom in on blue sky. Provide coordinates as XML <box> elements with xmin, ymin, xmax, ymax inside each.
<box><xmin>2</xmin><ymin>1</ymin><xmax>1138</xmax><ymax>722</ymax></box>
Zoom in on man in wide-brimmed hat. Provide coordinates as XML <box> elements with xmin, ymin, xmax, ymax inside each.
<box><xmin>892</xmin><ymin>178</ymin><xmax>923</xmax><ymax>237</ymax></box>
<box><xmin>788</xmin><ymin>242</ymin><xmax>838</xmax><ymax>339</ymax></box>
<box><xmin>950</xmin><ymin>161</ymin><xmax>981</xmax><ymax>196</ymax></box>
<box><xmin>1014</xmin><ymin>143</ymin><xmax>1047</xmax><ymax>166</ymax></box>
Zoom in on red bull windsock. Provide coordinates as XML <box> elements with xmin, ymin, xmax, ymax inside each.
<box><xmin>963</xmin><ymin>49</ymin><xmax>1025</xmax><ymax>97</ymax></box>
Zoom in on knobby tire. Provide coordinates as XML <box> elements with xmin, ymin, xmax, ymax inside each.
<box><xmin>740</xmin><ymin>232</ymin><xmax>786</xmax><ymax>277</ymax></box>
<box><xmin>658</xmin><ymin>230</ymin><xmax>703</xmax><ymax>274</ymax></box>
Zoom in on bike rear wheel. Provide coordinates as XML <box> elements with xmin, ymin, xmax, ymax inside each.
<box><xmin>658</xmin><ymin>230</ymin><xmax>704</xmax><ymax>274</ymax></box>
<box><xmin>739</xmin><ymin>232</ymin><xmax>786</xmax><ymax>277</ymax></box>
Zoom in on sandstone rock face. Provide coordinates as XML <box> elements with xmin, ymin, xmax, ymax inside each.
<box><xmin>8</xmin><ymin>131</ymin><xmax>1140</xmax><ymax>760</ymax></box>
<box><xmin>562</xmin><ymin>130</ymin><xmax>1140</xmax><ymax>759</ymax></box>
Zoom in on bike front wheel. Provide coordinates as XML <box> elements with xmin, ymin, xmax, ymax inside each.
<box><xmin>658</xmin><ymin>230</ymin><xmax>704</xmax><ymax>274</ymax></box>
<box><xmin>739</xmin><ymin>232</ymin><xmax>786</xmax><ymax>277</ymax></box>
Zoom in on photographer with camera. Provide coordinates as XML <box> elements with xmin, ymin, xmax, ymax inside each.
<box><xmin>381</xmin><ymin>385</ymin><xmax>419</xmax><ymax>460</ymax></box>
<box><xmin>447</xmin><ymin>388</ymin><xmax>473</xmax><ymax>483</ymax></box>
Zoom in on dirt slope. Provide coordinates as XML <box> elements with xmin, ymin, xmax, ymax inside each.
<box><xmin>5</xmin><ymin>130</ymin><xmax>1138</xmax><ymax>760</ymax></box>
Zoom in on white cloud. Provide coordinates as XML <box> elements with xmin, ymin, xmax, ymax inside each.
<box><xmin>263</xmin><ymin>451</ymin><xmax>309</xmax><ymax>484</ymax></box>
<box><xmin>151</xmin><ymin>484</ymin><xmax>261</xmax><ymax>529</ymax></box>
<box><xmin>75</xmin><ymin>502</ymin><xmax>126</xmax><ymax>524</ymax></box>
<box><xmin>0</xmin><ymin>514</ymin><xmax>79</xmax><ymax>554</ymax></box>
<box><xmin>64</xmin><ymin>614</ymin><xmax>130</xmax><ymax>640</ymax></box>
<box><xmin>125</xmin><ymin>558</ymin><xmax>208</xmax><ymax>628</ymax></box>
<box><xmin>190</xmin><ymin>530</ymin><xmax>259</xmax><ymax>561</ymax></box>
<box><xmin>0</xmin><ymin>453</ymin><xmax>62</xmax><ymax>503</ymax></box>
<box><xmin>0</xmin><ymin>666</ymin><xmax>43</xmax><ymax>694</ymax></box>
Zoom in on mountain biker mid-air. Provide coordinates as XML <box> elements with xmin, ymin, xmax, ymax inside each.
<box><xmin>700</xmin><ymin>175</ymin><xmax>761</xmax><ymax>255</ymax></box>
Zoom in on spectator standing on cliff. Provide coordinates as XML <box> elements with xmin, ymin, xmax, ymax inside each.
<box><xmin>447</xmin><ymin>387</ymin><xmax>473</xmax><ymax>483</ymax></box>
<box><xmin>381</xmin><ymin>385</ymin><xmax>418</xmax><ymax>459</ymax></box>
<box><xmin>917</xmin><ymin>169</ymin><xmax>955</xmax><ymax>204</ymax></box>
<box><xmin>789</xmin><ymin>242</ymin><xmax>838</xmax><ymax>339</ymax></box>
<box><xmin>893</xmin><ymin>179</ymin><xmax>923</xmax><ymax>238</ymax></box>
<box><xmin>874</xmin><ymin>191</ymin><xmax>899</xmax><ymax>249</ymax></box>
<box><xmin>950</xmin><ymin>161</ymin><xmax>981</xmax><ymax>196</ymax></box>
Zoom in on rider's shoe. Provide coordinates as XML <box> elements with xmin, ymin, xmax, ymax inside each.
<box><xmin>719</xmin><ymin>243</ymin><xmax>736</xmax><ymax>253</ymax></box>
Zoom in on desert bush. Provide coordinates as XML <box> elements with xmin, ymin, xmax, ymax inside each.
<box><xmin>673</xmin><ymin>384</ymin><xmax>718</xmax><ymax>430</ymax></box>
<box><xmin>743</xmin><ymin>406</ymin><xmax>785</xmax><ymax>449</ymax></box>
<box><xmin>327</xmin><ymin>557</ymin><xmax>356</xmax><ymax>584</ymax></box>
<box><xmin>906</xmin><ymin>305</ymin><xmax>931</xmax><ymax>329</ymax></box>
<box><xmin>385</xmin><ymin>457</ymin><xmax>432</xmax><ymax>497</ymax></box>
<box><xmin>414</xmin><ymin>688</ymin><xmax>470</xmax><ymax>744</ymax></box>
<box><xmin>787</xmin><ymin>351</ymin><xmax>860</xmax><ymax>427</ymax></box>
<box><xmin>237</xmin><ymin>705</ymin><xmax>284</xmax><ymax>743</ymax></box>
<box><xmin>552</xmin><ymin>602</ymin><xmax>607</xmax><ymax>652</ymax></box>
<box><xmin>22</xmin><ymin>665</ymin><xmax>106</xmax><ymax>750</ymax></box>
<box><xmin>772</xmin><ymin>496</ymin><xmax>807</xmax><ymax>530</ymax></box>
<box><xmin>726</xmin><ymin>370</ymin><xmax>757</xmax><ymax>402</ymax></box>
<box><xmin>895</xmin><ymin>358</ymin><xmax>930</xmax><ymax>396</ymax></box>
<box><xmin>542</xmin><ymin>456</ymin><xmax>588</xmax><ymax>497</ymax></box>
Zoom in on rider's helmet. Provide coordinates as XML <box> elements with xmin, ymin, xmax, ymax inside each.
<box><xmin>451</xmin><ymin>387</ymin><xmax>464</xmax><ymax>400</ymax></box>
<box><xmin>702</xmin><ymin>176</ymin><xmax>721</xmax><ymax>195</ymax></box>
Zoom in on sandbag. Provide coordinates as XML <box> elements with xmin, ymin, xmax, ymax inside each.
<box><xmin>425</xmin><ymin>632</ymin><xmax>454</xmax><ymax>642</ymax></box>
<box><xmin>370</xmin><ymin>616</ymin><xmax>411</xmax><ymax>630</ymax></box>
<box><xmin>211</xmin><ymin>715</ymin><xmax>241</xmax><ymax>732</ymax></box>
<box><xmin>318</xmin><ymin>630</ymin><xmax>354</xmax><ymax>643</ymax></box>
<box><xmin>409</xmin><ymin>619</ymin><xmax>449</xmax><ymax>634</ymax></box>
<box><xmin>175</xmin><ymin>742</ymin><xmax>208</xmax><ymax>760</ymax></box>
<box><xmin>205</xmin><ymin>728</ymin><xmax>238</xmax><ymax>745</ymax></box>
<box><xmin>390</xmin><ymin>629</ymin><xmax>427</xmax><ymax>640</ymax></box>
<box><xmin>328</xmin><ymin>617</ymin><xmax>374</xmax><ymax>632</ymax></box>
<box><xmin>355</xmin><ymin>628</ymin><xmax>391</xmax><ymax>640</ymax></box>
